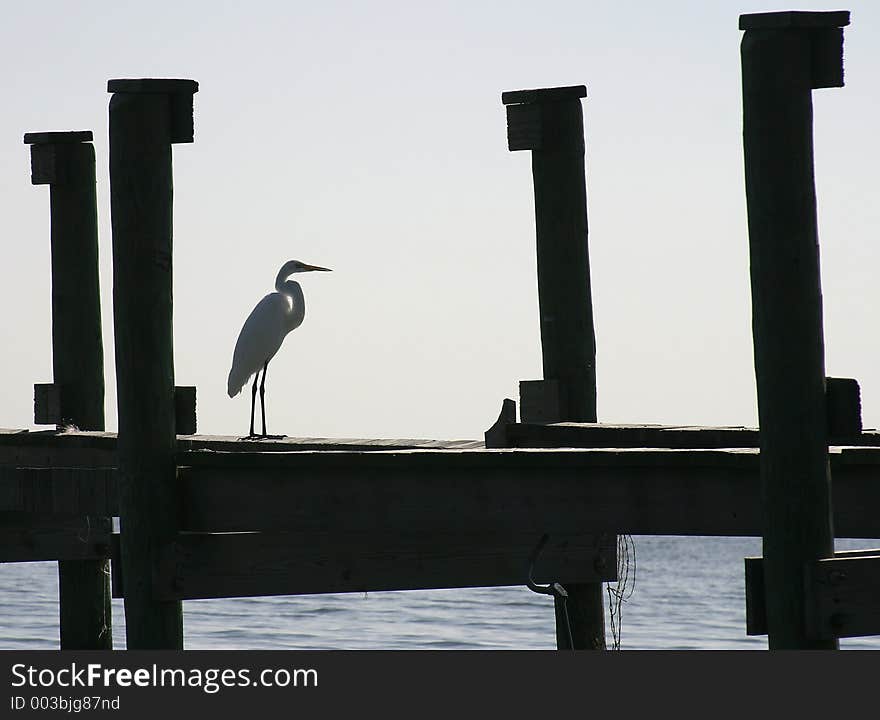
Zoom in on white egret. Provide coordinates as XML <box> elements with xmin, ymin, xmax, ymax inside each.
<box><xmin>227</xmin><ymin>259</ymin><xmax>331</xmax><ymax>437</ymax></box>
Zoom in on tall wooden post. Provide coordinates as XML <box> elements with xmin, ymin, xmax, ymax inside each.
<box><xmin>108</xmin><ymin>78</ymin><xmax>198</xmax><ymax>649</ymax></box>
<box><xmin>24</xmin><ymin>130</ymin><xmax>112</xmax><ymax>650</ymax></box>
<box><xmin>502</xmin><ymin>86</ymin><xmax>604</xmax><ymax>650</ymax></box>
<box><xmin>740</xmin><ymin>10</ymin><xmax>849</xmax><ymax>649</ymax></box>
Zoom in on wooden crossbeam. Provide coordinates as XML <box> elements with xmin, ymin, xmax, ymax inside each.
<box><xmin>2</xmin><ymin>446</ymin><xmax>880</xmax><ymax>537</ymax></box>
<box><xmin>0</xmin><ymin>467</ymin><xmax>118</xmax><ymax>515</ymax></box>
<box><xmin>0</xmin><ymin>514</ymin><xmax>111</xmax><ymax>562</ymax></box>
<box><xmin>136</xmin><ymin>531</ymin><xmax>616</xmax><ymax>601</ymax></box>
<box><xmin>178</xmin><ymin>449</ymin><xmax>762</xmax><ymax>536</ymax></box>
<box><xmin>177</xmin><ymin>448</ymin><xmax>880</xmax><ymax>538</ymax></box>
<box><xmin>0</xmin><ymin>428</ymin><xmax>484</xmax><ymax>465</ymax></box>
<box><xmin>2</xmin><ymin>425</ymin><xmax>878</xmax><ymax>460</ymax></box>
<box><xmin>747</xmin><ymin>550</ymin><xmax>880</xmax><ymax>639</ymax></box>
<box><xmin>495</xmin><ymin>422</ymin><xmax>880</xmax><ymax>449</ymax></box>
<box><xmin>807</xmin><ymin>553</ymin><xmax>880</xmax><ymax>639</ymax></box>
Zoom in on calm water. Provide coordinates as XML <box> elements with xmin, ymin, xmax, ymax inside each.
<box><xmin>3</xmin><ymin>536</ymin><xmax>878</xmax><ymax>650</ymax></box>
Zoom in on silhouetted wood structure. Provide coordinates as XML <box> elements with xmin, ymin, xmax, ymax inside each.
<box><xmin>108</xmin><ymin>78</ymin><xmax>198</xmax><ymax>649</ymax></box>
<box><xmin>22</xmin><ymin>130</ymin><xmax>111</xmax><ymax>650</ymax></box>
<box><xmin>740</xmin><ymin>9</ymin><xmax>850</xmax><ymax>650</ymax></box>
<box><xmin>501</xmin><ymin>84</ymin><xmax>605</xmax><ymax>650</ymax></box>
<box><xmin>5</xmin><ymin>12</ymin><xmax>880</xmax><ymax>651</ymax></box>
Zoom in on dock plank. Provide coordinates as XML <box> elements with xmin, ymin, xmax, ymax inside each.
<box><xmin>498</xmin><ymin>422</ymin><xmax>880</xmax><ymax>449</ymax></box>
<box><xmin>0</xmin><ymin>514</ymin><xmax>111</xmax><ymax>562</ymax></box>
<box><xmin>149</xmin><ymin>531</ymin><xmax>616</xmax><ymax>600</ymax></box>
<box><xmin>177</xmin><ymin>448</ymin><xmax>880</xmax><ymax>538</ymax></box>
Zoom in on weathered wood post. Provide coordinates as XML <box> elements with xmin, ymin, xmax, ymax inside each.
<box><xmin>501</xmin><ymin>86</ymin><xmax>604</xmax><ymax>650</ymax></box>
<box><xmin>108</xmin><ymin>78</ymin><xmax>198</xmax><ymax>649</ymax></box>
<box><xmin>740</xmin><ymin>10</ymin><xmax>849</xmax><ymax>649</ymax></box>
<box><xmin>23</xmin><ymin>130</ymin><xmax>112</xmax><ymax>649</ymax></box>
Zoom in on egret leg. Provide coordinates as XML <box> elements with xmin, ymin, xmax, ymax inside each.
<box><xmin>249</xmin><ymin>371</ymin><xmax>259</xmax><ymax>437</ymax></box>
<box><xmin>259</xmin><ymin>359</ymin><xmax>268</xmax><ymax>437</ymax></box>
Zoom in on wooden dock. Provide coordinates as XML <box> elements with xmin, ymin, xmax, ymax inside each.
<box><xmin>7</xmin><ymin>10</ymin><xmax>880</xmax><ymax>650</ymax></box>
<box><xmin>3</xmin><ymin>421</ymin><xmax>880</xmax><ymax>641</ymax></box>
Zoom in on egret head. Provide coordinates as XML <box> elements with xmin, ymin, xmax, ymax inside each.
<box><xmin>282</xmin><ymin>259</ymin><xmax>332</xmax><ymax>275</ymax></box>
<box><xmin>275</xmin><ymin>259</ymin><xmax>331</xmax><ymax>292</ymax></box>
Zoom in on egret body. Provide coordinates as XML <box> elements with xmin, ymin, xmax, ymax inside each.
<box><xmin>227</xmin><ymin>259</ymin><xmax>331</xmax><ymax>437</ymax></box>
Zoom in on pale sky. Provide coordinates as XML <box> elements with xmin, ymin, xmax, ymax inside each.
<box><xmin>2</xmin><ymin>1</ymin><xmax>879</xmax><ymax>441</ymax></box>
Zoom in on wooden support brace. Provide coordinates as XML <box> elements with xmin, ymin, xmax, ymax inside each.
<box><xmin>110</xmin><ymin>533</ymin><xmax>123</xmax><ymax>599</ymax></box>
<box><xmin>0</xmin><ymin>514</ymin><xmax>111</xmax><ymax>563</ymax></box>
<box><xmin>519</xmin><ymin>379</ymin><xmax>562</xmax><ymax>424</ymax></box>
<box><xmin>24</xmin><ymin>131</ymin><xmax>94</xmax><ymax>185</ymax></box>
<box><xmin>483</xmin><ymin>398</ymin><xmax>516</xmax><ymax>449</ymax></box>
<box><xmin>806</xmin><ymin>552</ymin><xmax>880</xmax><ymax>639</ymax></box>
<box><xmin>110</xmin><ymin>530</ymin><xmax>616</xmax><ymax>601</ymax></box>
<box><xmin>175</xmin><ymin>386</ymin><xmax>197</xmax><ymax>435</ymax></box>
<box><xmin>0</xmin><ymin>466</ymin><xmax>119</xmax><ymax>515</ymax></box>
<box><xmin>5</xmin><ymin>446</ymin><xmax>880</xmax><ymax>537</ymax></box>
<box><xmin>746</xmin><ymin>549</ymin><xmax>880</xmax><ymax>639</ymax></box>
<box><xmin>34</xmin><ymin>383</ymin><xmax>62</xmax><ymax>426</ymax></box>
<box><xmin>147</xmin><ymin>531</ymin><xmax>616</xmax><ymax>601</ymax></box>
<box><xmin>826</xmin><ymin>377</ymin><xmax>861</xmax><ymax>438</ymax></box>
<box><xmin>106</xmin><ymin>79</ymin><xmax>197</xmax><ymax>143</ymax></box>
<box><xmin>502</xmin><ymin>85</ymin><xmax>588</xmax><ymax>154</ymax></box>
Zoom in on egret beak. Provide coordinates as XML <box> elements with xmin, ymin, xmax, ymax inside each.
<box><xmin>304</xmin><ymin>264</ymin><xmax>332</xmax><ymax>272</ymax></box>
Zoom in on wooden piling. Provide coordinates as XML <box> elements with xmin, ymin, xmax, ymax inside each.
<box><xmin>24</xmin><ymin>130</ymin><xmax>111</xmax><ymax>649</ymax></box>
<box><xmin>739</xmin><ymin>10</ymin><xmax>850</xmax><ymax>649</ymax></box>
<box><xmin>108</xmin><ymin>78</ymin><xmax>198</xmax><ymax>649</ymax></box>
<box><xmin>502</xmin><ymin>86</ymin><xmax>605</xmax><ymax>650</ymax></box>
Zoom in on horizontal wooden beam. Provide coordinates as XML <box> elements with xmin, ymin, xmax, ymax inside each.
<box><xmin>3</xmin><ymin>447</ymin><xmax>880</xmax><ymax>537</ymax></box>
<box><xmin>0</xmin><ymin>467</ymin><xmax>118</xmax><ymax>515</ymax></box>
<box><xmin>0</xmin><ymin>428</ymin><xmax>484</xmax><ymax>465</ymax></box>
<box><xmin>496</xmin><ymin>422</ymin><xmax>880</xmax><ymax>449</ymax></box>
<box><xmin>0</xmin><ymin>430</ymin><xmax>117</xmax><ymax>468</ymax></box>
<box><xmin>807</xmin><ymin>553</ymin><xmax>880</xmax><ymax>639</ymax></box>
<box><xmin>747</xmin><ymin>549</ymin><xmax>880</xmax><ymax>639</ymax></box>
<box><xmin>178</xmin><ymin>448</ymin><xmax>880</xmax><ymax>538</ymax></box>
<box><xmin>0</xmin><ymin>514</ymin><xmax>111</xmax><ymax>562</ymax></box>
<box><xmin>3</xmin><ymin>424</ymin><xmax>879</xmax><ymax>460</ymax></box>
<box><xmin>141</xmin><ymin>531</ymin><xmax>616</xmax><ymax>601</ymax></box>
